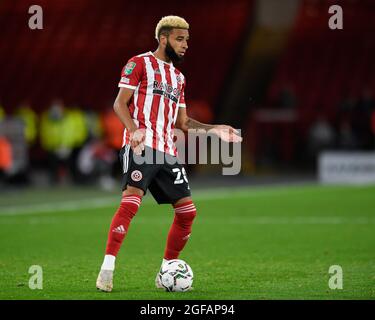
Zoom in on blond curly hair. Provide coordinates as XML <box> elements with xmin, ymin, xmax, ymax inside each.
<box><xmin>155</xmin><ymin>15</ymin><xmax>189</xmax><ymax>41</ymax></box>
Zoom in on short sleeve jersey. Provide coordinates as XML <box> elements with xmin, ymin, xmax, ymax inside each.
<box><xmin>118</xmin><ymin>51</ymin><xmax>186</xmax><ymax>156</ymax></box>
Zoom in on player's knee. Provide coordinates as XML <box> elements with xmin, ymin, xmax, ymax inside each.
<box><xmin>176</xmin><ymin>204</ymin><xmax>197</xmax><ymax>225</ymax></box>
<box><xmin>122</xmin><ymin>186</ymin><xmax>144</xmax><ymax>197</ymax></box>
<box><xmin>118</xmin><ymin>192</ymin><xmax>142</xmax><ymax>218</ymax></box>
<box><xmin>185</xmin><ymin>210</ymin><xmax>197</xmax><ymax>223</ymax></box>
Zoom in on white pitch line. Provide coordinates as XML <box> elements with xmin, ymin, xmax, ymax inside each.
<box><xmin>0</xmin><ymin>184</ymin><xmax>297</xmax><ymax>216</ymax></box>
<box><xmin>0</xmin><ymin>187</ymin><xmax>255</xmax><ymax>216</ymax></box>
<box><xmin>0</xmin><ymin>197</ymin><xmax>120</xmax><ymax>216</ymax></box>
<box><xmin>131</xmin><ymin>216</ymin><xmax>375</xmax><ymax>225</ymax></box>
<box><xmin>1</xmin><ymin>216</ymin><xmax>374</xmax><ymax>225</ymax></box>
<box><xmin>0</xmin><ymin>184</ymin><xmax>370</xmax><ymax>217</ymax></box>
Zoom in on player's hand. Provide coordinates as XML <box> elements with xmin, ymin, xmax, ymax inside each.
<box><xmin>129</xmin><ymin>129</ymin><xmax>146</xmax><ymax>155</ymax></box>
<box><xmin>210</xmin><ymin>125</ymin><xmax>243</xmax><ymax>143</ymax></box>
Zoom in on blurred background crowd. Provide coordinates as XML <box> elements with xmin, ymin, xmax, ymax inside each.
<box><xmin>0</xmin><ymin>100</ymin><xmax>127</xmax><ymax>188</ymax></box>
<box><xmin>1</xmin><ymin>0</ymin><xmax>375</xmax><ymax>189</ymax></box>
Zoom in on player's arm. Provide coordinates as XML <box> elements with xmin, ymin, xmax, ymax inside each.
<box><xmin>113</xmin><ymin>87</ymin><xmax>137</xmax><ymax>132</ymax></box>
<box><xmin>115</xmin><ymin>57</ymin><xmax>146</xmax><ymax>154</ymax></box>
<box><xmin>175</xmin><ymin>107</ymin><xmax>242</xmax><ymax>143</ymax></box>
<box><xmin>113</xmin><ymin>87</ymin><xmax>145</xmax><ymax>154</ymax></box>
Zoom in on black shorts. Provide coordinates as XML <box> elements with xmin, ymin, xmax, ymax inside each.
<box><xmin>119</xmin><ymin>145</ymin><xmax>191</xmax><ymax>204</ymax></box>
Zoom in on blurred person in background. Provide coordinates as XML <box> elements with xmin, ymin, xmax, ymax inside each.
<box><xmin>0</xmin><ymin>103</ymin><xmax>5</xmax><ymax>121</ymax></box>
<box><xmin>12</xmin><ymin>102</ymin><xmax>38</xmax><ymax>185</ymax></box>
<box><xmin>76</xmin><ymin>138</ymin><xmax>117</xmax><ymax>190</ymax></box>
<box><xmin>277</xmin><ymin>83</ymin><xmax>297</xmax><ymax>109</ymax></box>
<box><xmin>336</xmin><ymin>93</ymin><xmax>359</xmax><ymax>150</ymax></box>
<box><xmin>0</xmin><ymin>136</ymin><xmax>13</xmax><ymax>186</ymax></box>
<box><xmin>308</xmin><ymin>114</ymin><xmax>335</xmax><ymax>161</ymax></box>
<box><xmin>357</xmin><ymin>88</ymin><xmax>374</xmax><ymax>113</ymax></box>
<box><xmin>353</xmin><ymin>88</ymin><xmax>374</xmax><ymax>149</ymax></box>
<box><xmin>65</xmin><ymin>105</ymin><xmax>89</xmax><ymax>183</ymax></box>
<box><xmin>40</xmin><ymin>100</ymin><xmax>88</xmax><ymax>185</ymax></box>
<box><xmin>85</xmin><ymin>109</ymin><xmax>103</xmax><ymax>140</ymax></box>
<box><xmin>0</xmin><ymin>106</ymin><xmax>13</xmax><ymax>186</ymax></box>
<box><xmin>40</xmin><ymin>100</ymin><xmax>70</xmax><ymax>184</ymax></box>
<box><xmin>76</xmin><ymin>106</ymin><xmax>118</xmax><ymax>189</ymax></box>
<box><xmin>337</xmin><ymin>119</ymin><xmax>358</xmax><ymax>150</ymax></box>
<box><xmin>100</xmin><ymin>105</ymin><xmax>124</xmax><ymax>184</ymax></box>
<box><xmin>100</xmin><ymin>105</ymin><xmax>124</xmax><ymax>152</ymax></box>
<box><xmin>16</xmin><ymin>101</ymin><xmax>38</xmax><ymax>146</ymax></box>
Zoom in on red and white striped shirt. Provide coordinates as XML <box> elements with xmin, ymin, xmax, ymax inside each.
<box><xmin>118</xmin><ymin>51</ymin><xmax>186</xmax><ymax>156</ymax></box>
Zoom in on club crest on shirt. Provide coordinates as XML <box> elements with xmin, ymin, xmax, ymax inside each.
<box><xmin>131</xmin><ymin>170</ymin><xmax>143</xmax><ymax>182</ymax></box>
<box><xmin>124</xmin><ymin>62</ymin><xmax>136</xmax><ymax>75</ymax></box>
<box><xmin>154</xmin><ymin>68</ymin><xmax>161</xmax><ymax>74</ymax></box>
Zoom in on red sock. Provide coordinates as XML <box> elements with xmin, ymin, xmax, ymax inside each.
<box><xmin>105</xmin><ymin>195</ymin><xmax>142</xmax><ymax>256</ymax></box>
<box><xmin>164</xmin><ymin>201</ymin><xmax>197</xmax><ymax>260</ymax></box>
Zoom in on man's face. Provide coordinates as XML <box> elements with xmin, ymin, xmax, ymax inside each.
<box><xmin>164</xmin><ymin>28</ymin><xmax>189</xmax><ymax>63</ymax></box>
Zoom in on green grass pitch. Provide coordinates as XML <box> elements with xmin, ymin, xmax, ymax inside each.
<box><xmin>0</xmin><ymin>184</ymin><xmax>374</xmax><ymax>300</ymax></box>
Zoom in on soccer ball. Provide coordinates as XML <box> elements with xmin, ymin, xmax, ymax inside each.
<box><xmin>158</xmin><ymin>259</ymin><xmax>193</xmax><ymax>292</ymax></box>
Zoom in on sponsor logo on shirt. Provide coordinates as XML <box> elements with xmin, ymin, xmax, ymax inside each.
<box><xmin>153</xmin><ymin>80</ymin><xmax>181</xmax><ymax>103</ymax></box>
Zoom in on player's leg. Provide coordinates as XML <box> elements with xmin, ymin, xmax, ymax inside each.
<box><xmin>148</xmin><ymin>157</ymin><xmax>196</xmax><ymax>288</ymax></box>
<box><xmin>103</xmin><ymin>186</ymin><xmax>144</xmax><ymax>262</ymax></box>
<box><xmin>155</xmin><ymin>196</ymin><xmax>197</xmax><ymax>289</ymax></box>
<box><xmin>97</xmin><ymin>145</ymin><xmax>156</xmax><ymax>292</ymax></box>
<box><xmin>96</xmin><ymin>186</ymin><xmax>144</xmax><ymax>292</ymax></box>
<box><xmin>163</xmin><ymin>196</ymin><xmax>197</xmax><ymax>261</ymax></box>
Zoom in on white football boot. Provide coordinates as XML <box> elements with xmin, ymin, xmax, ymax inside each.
<box><xmin>96</xmin><ymin>269</ymin><xmax>113</xmax><ymax>292</ymax></box>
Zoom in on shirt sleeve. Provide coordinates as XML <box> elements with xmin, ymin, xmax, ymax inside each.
<box><xmin>178</xmin><ymin>77</ymin><xmax>186</xmax><ymax>108</ymax></box>
<box><xmin>118</xmin><ymin>57</ymin><xmax>144</xmax><ymax>90</ymax></box>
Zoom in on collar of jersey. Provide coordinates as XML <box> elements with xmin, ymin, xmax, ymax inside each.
<box><xmin>149</xmin><ymin>51</ymin><xmax>173</xmax><ymax>66</ymax></box>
